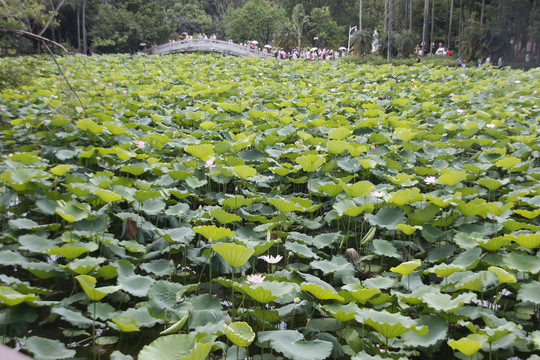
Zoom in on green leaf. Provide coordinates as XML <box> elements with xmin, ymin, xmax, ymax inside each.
<box><xmin>495</xmin><ymin>156</ymin><xmax>521</xmax><ymax>170</ymax></box>
<box><xmin>222</xmin><ymin>322</ymin><xmax>255</xmax><ymax>347</ymax></box>
<box><xmin>258</xmin><ymin>330</ymin><xmax>333</xmax><ymax>360</ymax></box>
<box><xmin>76</xmin><ymin>118</ymin><xmax>103</xmax><ymax>134</ymax></box>
<box><xmin>160</xmin><ymin>315</ymin><xmax>189</xmax><ymax>335</ymax></box>
<box><xmin>343</xmin><ymin>181</ymin><xmax>374</xmax><ymax>198</ymax></box>
<box><xmin>111</xmin><ymin>315</ymin><xmax>140</xmax><ymax>332</ymax></box>
<box><xmin>0</xmin><ymin>286</ymin><xmax>39</xmax><ymax>306</ymax></box>
<box><xmin>517</xmin><ymin>281</ymin><xmax>540</xmax><ymax>305</ymax></box>
<box><xmin>388</xmin><ymin>188</ymin><xmax>422</xmax><ymax>206</ymax></box>
<box><xmin>50</xmin><ymin>164</ymin><xmax>72</xmax><ymax>176</ymax></box>
<box><xmin>422</xmin><ymin>290</ymin><xmax>477</xmax><ymax>312</ymax></box>
<box><xmin>55</xmin><ymin>202</ymin><xmax>90</xmax><ymax>223</ymax></box>
<box><xmin>213</xmin><ymin>242</ymin><xmax>254</xmax><ymax>268</ymax></box>
<box><xmin>390</xmin><ymin>259</ymin><xmax>421</xmax><ymax>276</ymax></box>
<box><xmin>355</xmin><ymin>308</ymin><xmax>428</xmax><ymax>338</ymax></box>
<box><xmin>232</xmin><ymin>165</ymin><xmax>257</xmax><ymax>178</ymax></box>
<box><xmin>438</xmin><ymin>170</ymin><xmax>467</xmax><ymax>186</ymax></box>
<box><xmin>365</xmin><ymin>207</ymin><xmax>406</xmax><ymax>230</ymax></box>
<box><xmin>448</xmin><ymin>334</ymin><xmax>487</xmax><ymax>356</ymax></box>
<box><xmin>488</xmin><ymin>266</ymin><xmax>517</xmax><ymax>283</ymax></box>
<box><xmin>341</xmin><ymin>284</ymin><xmax>381</xmax><ymax>304</ymax></box>
<box><xmin>193</xmin><ymin>225</ymin><xmax>235</xmax><ymax>241</ymax></box>
<box><xmin>324</xmin><ymin>302</ymin><xmax>359</xmax><ymax>322</ymax></box>
<box><xmin>211</xmin><ymin>209</ymin><xmax>242</xmax><ymax>224</ymax></box>
<box><xmin>23</xmin><ymin>336</ymin><xmax>76</xmax><ymax>360</ymax></box>
<box><xmin>185</xmin><ymin>144</ymin><xmax>214</xmax><ymax>161</ymax></box>
<box><xmin>76</xmin><ymin>275</ymin><xmax>122</xmax><ymax>301</ymax></box>
<box><xmin>296</xmin><ymin>154</ymin><xmax>326</xmax><ymax>172</ymax></box>
<box><xmin>95</xmin><ymin>188</ymin><xmax>122</xmax><ymax>202</ymax></box>
<box><xmin>138</xmin><ymin>334</ymin><xmax>196</xmax><ymax>360</ymax></box>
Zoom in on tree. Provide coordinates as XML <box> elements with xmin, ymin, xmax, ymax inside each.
<box><xmin>308</xmin><ymin>7</ymin><xmax>345</xmax><ymax>49</ymax></box>
<box><xmin>292</xmin><ymin>4</ymin><xmax>309</xmax><ymax>51</ymax></box>
<box><xmin>395</xmin><ymin>29</ymin><xmax>418</xmax><ymax>57</ymax></box>
<box><xmin>225</xmin><ymin>0</ymin><xmax>286</xmax><ymax>45</ymax></box>
<box><xmin>388</xmin><ymin>0</ymin><xmax>393</xmax><ymax>61</ymax></box>
<box><xmin>274</xmin><ymin>23</ymin><xmax>296</xmax><ymax>50</ymax></box>
<box><xmin>422</xmin><ymin>0</ymin><xmax>429</xmax><ymax>53</ymax></box>
<box><xmin>350</xmin><ymin>28</ymin><xmax>372</xmax><ymax>55</ymax></box>
<box><xmin>448</xmin><ymin>0</ymin><xmax>455</xmax><ymax>50</ymax></box>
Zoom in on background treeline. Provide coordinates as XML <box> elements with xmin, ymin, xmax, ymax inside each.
<box><xmin>0</xmin><ymin>0</ymin><xmax>539</xmax><ymax>63</ymax></box>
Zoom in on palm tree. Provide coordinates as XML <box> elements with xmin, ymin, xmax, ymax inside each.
<box><xmin>350</xmin><ymin>29</ymin><xmax>372</xmax><ymax>56</ymax></box>
<box><xmin>275</xmin><ymin>23</ymin><xmax>296</xmax><ymax>51</ymax></box>
<box><xmin>292</xmin><ymin>4</ymin><xmax>309</xmax><ymax>51</ymax></box>
<box><xmin>395</xmin><ymin>30</ymin><xmax>419</xmax><ymax>57</ymax></box>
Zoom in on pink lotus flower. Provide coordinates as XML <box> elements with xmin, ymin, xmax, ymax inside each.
<box><xmin>137</xmin><ymin>140</ymin><xmax>146</xmax><ymax>149</ymax></box>
<box><xmin>258</xmin><ymin>255</ymin><xmax>283</xmax><ymax>264</ymax></box>
<box><xmin>425</xmin><ymin>176</ymin><xmax>437</xmax><ymax>185</ymax></box>
<box><xmin>370</xmin><ymin>145</ymin><xmax>376</xmax><ymax>150</ymax></box>
<box><xmin>245</xmin><ymin>274</ymin><xmax>266</xmax><ymax>285</ymax></box>
<box><xmin>204</xmin><ymin>159</ymin><xmax>216</xmax><ymax>169</ymax></box>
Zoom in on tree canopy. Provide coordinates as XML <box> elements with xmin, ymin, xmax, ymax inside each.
<box><xmin>0</xmin><ymin>0</ymin><xmax>538</xmax><ymax>64</ymax></box>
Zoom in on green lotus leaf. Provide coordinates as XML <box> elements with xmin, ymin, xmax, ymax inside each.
<box><xmin>211</xmin><ymin>209</ymin><xmax>242</xmax><ymax>224</ymax></box>
<box><xmin>448</xmin><ymin>334</ymin><xmax>487</xmax><ymax>356</ymax></box>
<box><xmin>478</xmin><ymin>178</ymin><xmax>507</xmax><ymax>190</ymax></box>
<box><xmin>138</xmin><ymin>334</ymin><xmax>196</xmax><ymax>360</ymax></box>
<box><xmin>26</xmin><ymin>262</ymin><xmax>64</xmax><ymax>279</ymax></box>
<box><xmin>341</xmin><ymin>283</ymin><xmax>381</xmax><ymax>304</ymax></box>
<box><xmin>119</xmin><ymin>240</ymin><xmax>146</xmax><ymax>253</ymax></box>
<box><xmin>388</xmin><ymin>188</ymin><xmax>422</xmax><ymax>206</ymax></box>
<box><xmin>160</xmin><ymin>315</ymin><xmax>189</xmax><ymax>335</ymax></box>
<box><xmin>517</xmin><ymin>281</ymin><xmax>540</xmax><ymax>305</ymax></box>
<box><xmin>222</xmin><ymin>321</ymin><xmax>255</xmax><ymax>347</ymax></box>
<box><xmin>0</xmin><ymin>250</ymin><xmax>28</xmax><ymax>265</ymax></box>
<box><xmin>310</xmin><ymin>256</ymin><xmax>355</xmax><ymax>275</ymax></box>
<box><xmin>193</xmin><ymin>225</ymin><xmax>234</xmax><ymax>241</ymax></box>
<box><xmin>50</xmin><ymin>164</ymin><xmax>72</xmax><ymax>176</ymax></box>
<box><xmin>425</xmin><ymin>194</ymin><xmax>458</xmax><ymax>208</ymax></box>
<box><xmin>422</xmin><ymin>290</ymin><xmax>476</xmax><ymax>312</ymax></box>
<box><xmin>513</xmin><ymin>208</ymin><xmax>540</xmax><ymax>219</ymax></box>
<box><xmin>258</xmin><ymin>330</ymin><xmax>333</xmax><ymax>360</ymax></box>
<box><xmin>301</xmin><ymin>283</ymin><xmax>344</xmax><ymax>302</ymax></box>
<box><xmin>342</xmin><ymin>180</ymin><xmax>374</xmax><ymax>198</ymax></box>
<box><xmin>213</xmin><ymin>242</ymin><xmax>254</xmax><ymax>268</ymax></box>
<box><xmin>76</xmin><ymin>118</ymin><xmax>103</xmax><ymax>134</ymax></box>
<box><xmin>333</xmin><ymin>199</ymin><xmax>373</xmax><ymax>217</ymax></box>
<box><xmin>425</xmin><ymin>263</ymin><xmax>465</xmax><ymax>277</ymax></box>
<box><xmin>488</xmin><ymin>266</ymin><xmax>517</xmax><ymax>283</ymax></box>
<box><xmin>268</xmin><ymin>197</ymin><xmax>308</xmax><ymax>214</ymax></box>
<box><xmin>185</xmin><ymin>144</ymin><xmax>214</xmax><ymax>161</ymax></box>
<box><xmin>317</xmin><ymin>182</ymin><xmax>343</xmax><ymax>197</ymax></box>
<box><xmin>116</xmin><ymin>260</ymin><xmax>154</xmax><ymax>297</ymax></box>
<box><xmin>356</xmin><ymin>308</ymin><xmax>428</xmax><ymax>338</ymax></box>
<box><xmin>512</xmin><ymin>233</ymin><xmax>540</xmax><ymax>249</ymax></box>
<box><xmin>47</xmin><ymin>245</ymin><xmax>89</xmax><ymax>259</ymax></box>
<box><xmin>159</xmin><ymin>227</ymin><xmax>196</xmax><ymax>245</ymax></box>
<box><xmin>372</xmin><ymin>239</ymin><xmax>400</xmax><ymax>259</ymax></box>
<box><xmin>477</xmin><ymin>235</ymin><xmax>511</xmax><ymax>251</ymax></box>
<box><xmin>111</xmin><ymin>315</ymin><xmax>140</xmax><ymax>332</ymax></box>
<box><xmin>76</xmin><ymin>274</ymin><xmax>122</xmax><ymax>301</ymax></box>
<box><xmin>495</xmin><ymin>156</ymin><xmax>521</xmax><ymax>170</ymax></box>
<box><xmin>55</xmin><ymin>202</ymin><xmax>90</xmax><ymax>223</ymax></box>
<box><xmin>396</xmin><ymin>224</ymin><xmax>422</xmax><ymax>235</ymax></box>
<box><xmin>236</xmin><ymin>281</ymin><xmax>298</xmax><ymax>304</ymax></box>
<box><xmin>438</xmin><ymin>170</ymin><xmax>467</xmax><ymax>186</ymax></box>
<box><xmin>0</xmin><ymin>286</ymin><xmax>39</xmax><ymax>306</ymax></box>
<box><xmin>326</xmin><ymin>140</ymin><xmax>347</xmax><ymax>155</ymax></box>
<box><xmin>532</xmin><ymin>330</ymin><xmax>540</xmax><ymax>349</ymax></box>
<box><xmin>328</xmin><ymin>127</ymin><xmax>351</xmax><ymax>140</ymax></box>
<box><xmin>95</xmin><ymin>188</ymin><xmax>122</xmax><ymax>202</ymax></box>
<box><xmin>232</xmin><ymin>165</ymin><xmax>257</xmax><ymax>178</ymax></box>
<box><xmin>401</xmin><ymin>315</ymin><xmax>449</xmax><ymax>348</ymax></box>
<box><xmin>365</xmin><ymin>207</ymin><xmax>406</xmax><ymax>230</ymax></box>
<box><xmin>222</xmin><ymin>196</ymin><xmax>253</xmax><ymax>209</ymax></box>
<box><xmin>390</xmin><ymin>259</ymin><xmax>421</xmax><ymax>276</ymax></box>
<box><xmin>285</xmin><ymin>241</ymin><xmax>319</xmax><ymax>259</ymax></box>
<box><xmin>324</xmin><ymin>302</ymin><xmax>359</xmax><ymax>322</ymax></box>
<box><xmin>64</xmin><ymin>256</ymin><xmax>105</xmax><ymax>274</ymax></box>
<box><xmin>23</xmin><ymin>336</ymin><xmax>76</xmax><ymax>360</ymax></box>
<box><xmin>503</xmin><ymin>252</ymin><xmax>540</xmax><ymax>273</ymax></box>
<box><xmin>295</xmin><ymin>154</ymin><xmax>326</xmax><ymax>172</ymax></box>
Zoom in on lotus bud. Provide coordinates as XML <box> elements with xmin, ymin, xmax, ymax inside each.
<box><xmin>208</xmin><ymin>237</ymin><xmax>212</xmax><ymax>243</ymax></box>
<box><xmin>188</xmin><ymin>305</ymin><xmax>192</xmax><ymax>314</ymax></box>
<box><xmin>344</xmin><ymin>248</ymin><xmax>360</xmax><ymax>265</ymax></box>
<box><xmin>169</xmin><ymin>259</ymin><xmax>174</xmax><ymax>266</ymax></box>
<box><xmin>198</xmin><ymin>204</ymin><xmax>202</xmax><ymax>210</ymax></box>
<box><xmin>241</xmin><ymin>270</ymin><xmax>246</xmax><ymax>277</ymax></box>
<box><xmin>370</xmin><ymin>145</ymin><xmax>376</xmax><ymax>150</ymax></box>
<box><xmin>225</xmin><ymin>313</ymin><xmax>231</xmax><ymax>324</ymax></box>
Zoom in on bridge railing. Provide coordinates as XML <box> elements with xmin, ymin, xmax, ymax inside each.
<box><xmin>146</xmin><ymin>39</ymin><xmax>273</xmax><ymax>57</ymax></box>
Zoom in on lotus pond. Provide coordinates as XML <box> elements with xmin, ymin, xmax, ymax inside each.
<box><xmin>0</xmin><ymin>53</ymin><xmax>539</xmax><ymax>360</ymax></box>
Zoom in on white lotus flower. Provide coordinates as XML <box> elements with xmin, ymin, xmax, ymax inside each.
<box><xmin>258</xmin><ymin>255</ymin><xmax>283</xmax><ymax>264</ymax></box>
<box><xmin>245</xmin><ymin>274</ymin><xmax>266</xmax><ymax>285</ymax></box>
<box><xmin>425</xmin><ymin>176</ymin><xmax>437</xmax><ymax>185</ymax></box>
<box><xmin>371</xmin><ymin>191</ymin><xmax>386</xmax><ymax>198</ymax></box>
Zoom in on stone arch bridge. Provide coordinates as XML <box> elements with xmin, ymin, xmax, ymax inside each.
<box><xmin>146</xmin><ymin>39</ymin><xmax>273</xmax><ymax>58</ymax></box>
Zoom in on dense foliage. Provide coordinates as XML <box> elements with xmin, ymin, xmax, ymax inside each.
<box><xmin>0</xmin><ymin>53</ymin><xmax>539</xmax><ymax>359</ymax></box>
<box><xmin>1</xmin><ymin>0</ymin><xmax>539</xmax><ymax>63</ymax></box>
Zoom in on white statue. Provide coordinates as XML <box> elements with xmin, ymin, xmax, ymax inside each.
<box><xmin>372</xmin><ymin>29</ymin><xmax>380</xmax><ymax>53</ymax></box>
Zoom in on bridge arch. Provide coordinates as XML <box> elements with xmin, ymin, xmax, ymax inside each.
<box><xmin>148</xmin><ymin>39</ymin><xmax>273</xmax><ymax>58</ymax></box>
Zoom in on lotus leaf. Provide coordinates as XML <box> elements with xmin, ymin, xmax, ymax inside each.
<box><xmin>355</xmin><ymin>308</ymin><xmax>428</xmax><ymax>338</ymax></box>
<box><xmin>160</xmin><ymin>315</ymin><xmax>189</xmax><ymax>335</ymax></box>
<box><xmin>76</xmin><ymin>275</ymin><xmax>122</xmax><ymax>301</ymax></box>
<box><xmin>185</xmin><ymin>144</ymin><xmax>214</xmax><ymax>161</ymax></box>
<box><xmin>341</xmin><ymin>283</ymin><xmax>381</xmax><ymax>304</ymax></box>
<box><xmin>222</xmin><ymin>321</ymin><xmax>255</xmax><ymax>347</ymax></box>
<box><xmin>193</xmin><ymin>225</ymin><xmax>234</xmax><ymax>241</ymax></box>
<box><xmin>211</xmin><ymin>209</ymin><xmax>242</xmax><ymax>224</ymax></box>
<box><xmin>448</xmin><ymin>334</ymin><xmax>487</xmax><ymax>356</ymax></box>
<box><xmin>213</xmin><ymin>242</ymin><xmax>254</xmax><ymax>268</ymax></box>
<box><xmin>138</xmin><ymin>334</ymin><xmax>196</xmax><ymax>360</ymax></box>
<box><xmin>111</xmin><ymin>315</ymin><xmax>140</xmax><ymax>332</ymax></box>
<box><xmin>342</xmin><ymin>181</ymin><xmax>374</xmax><ymax>198</ymax></box>
<box><xmin>365</xmin><ymin>207</ymin><xmax>406</xmax><ymax>230</ymax></box>
<box><xmin>0</xmin><ymin>286</ymin><xmax>39</xmax><ymax>306</ymax></box>
<box><xmin>422</xmin><ymin>290</ymin><xmax>477</xmax><ymax>312</ymax></box>
<box><xmin>517</xmin><ymin>281</ymin><xmax>540</xmax><ymax>305</ymax></box>
<box><xmin>324</xmin><ymin>302</ymin><xmax>359</xmax><ymax>322</ymax></box>
<box><xmin>488</xmin><ymin>266</ymin><xmax>517</xmax><ymax>283</ymax></box>
<box><xmin>23</xmin><ymin>336</ymin><xmax>76</xmax><ymax>360</ymax></box>
<box><xmin>388</xmin><ymin>188</ymin><xmax>422</xmax><ymax>206</ymax></box>
<box><xmin>390</xmin><ymin>259</ymin><xmax>421</xmax><ymax>276</ymax></box>
<box><xmin>512</xmin><ymin>233</ymin><xmax>540</xmax><ymax>249</ymax></box>
<box><xmin>258</xmin><ymin>330</ymin><xmax>333</xmax><ymax>360</ymax></box>
<box><xmin>295</xmin><ymin>154</ymin><xmax>326</xmax><ymax>172</ymax></box>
